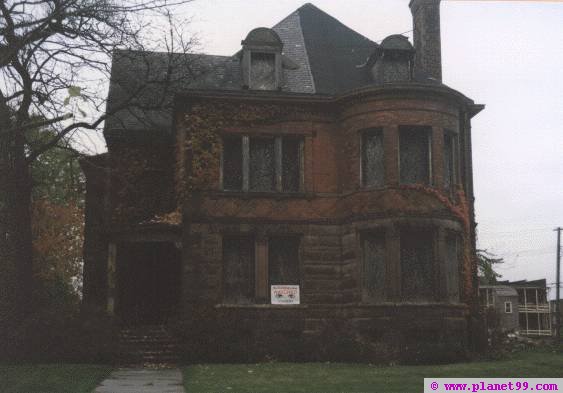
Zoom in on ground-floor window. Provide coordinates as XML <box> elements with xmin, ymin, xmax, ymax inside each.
<box><xmin>222</xmin><ymin>236</ymin><xmax>255</xmax><ymax>304</ymax></box>
<box><xmin>445</xmin><ymin>232</ymin><xmax>461</xmax><ymax>303</ymax></box>
<box><xmin>222</xmin><ymin>234</ymin><xmax>301</xmax><ymax>304</ymax></box>
<box><xmin>361</xmin><ymin>232</ymin><xmax>386</xmax><ymax>302</ymax></box>
<box><xmin>268</xmin><ymin>236</ymin><xmax>300</xmax><ymax>287</ymax></box>
<box><xmin>400</xmin><ymin>228</ymin><xmax>435</xmax><ymax>301</ymax></box>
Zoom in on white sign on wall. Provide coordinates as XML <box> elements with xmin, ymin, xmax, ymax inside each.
<box><xmin>271</xmin><ymin>285</ymin><xmax>300</xmax><ymax>305</ymax></box>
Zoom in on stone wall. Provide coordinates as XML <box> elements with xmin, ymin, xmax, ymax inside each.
<box><xmin>172</xmin><ymin>87</ymin><xmax>477</xmax><ymax>362</ymax></box>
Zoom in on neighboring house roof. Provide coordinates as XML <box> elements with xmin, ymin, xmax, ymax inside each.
<box><xmin>104</xmin><ymin>3</ymin><xmax>381</xmax><ymax>136</ymax></box>
<box><xmin>497</xmin><ymin>279</ymin><xmax>547</xmax><ymax>289</ymax></box>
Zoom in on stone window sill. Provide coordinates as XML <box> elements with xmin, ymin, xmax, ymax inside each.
<box><xmin>214</xmin><ymin>303</ymin><xmax>309</xmax><ymax>309</ymax></box>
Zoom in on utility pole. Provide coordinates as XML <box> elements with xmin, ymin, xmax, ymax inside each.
<box><xmin>556</xmin><ymin>227</ymin><xmax>561</xmax><ymax>339</ymax></box>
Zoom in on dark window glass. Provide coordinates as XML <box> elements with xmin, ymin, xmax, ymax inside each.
<box><xmin>444</xmin><ymin>132</ymin><xmax>456</xmax><ymax>190</ymax></box>
<box><xmin>445</xmin><ymin>232</ymin><xmax>461</xmax><ymax>303</ymax></box>
<box><xmin>401</xmin><ymin>229</ymin><xmax>434</xmax><ymax>301</ymax></box>
<box><xmin>223</xmin><ymin>136</ymin><xmax>243</xmax><ymax>190</ymax></box>
<box><xmin>282</xmin><ymin>138</ymin><xmax>300</xmax><ymax>192</ymax></box>
<box><xmin>268</xmin><ymin>236</ymin><xmax>300</xmax><ymax>286</ymax></box>
<box><xmin>362</xmin><ymin>232</ymin><xmax>386</xmax><ymax>302</ymax></box>
<box><xmin>362</xmin><ymin>129</ymin><xmax>384</xmax><ymax>187</ymax></box>
<box><xmin>249</xmin><ymin>137</ymin><xmax>275</xmax><ymax>192</ymax></box>
<box><xmin>399</xmin><ymin>126</ymin><xmax>431</xmax><ymax>185</ymax></box>
<box><xmin>223</xmin><ymin>236</ymin><xmax>255</xmax><ymax>304</ymax></box>
<box><xmin>250</xmin><ymin>53</ymin><xmax>276</xmax><ymax>90</ymax></box>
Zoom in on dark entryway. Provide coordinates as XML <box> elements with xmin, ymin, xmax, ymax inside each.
<box><xmin>116</xmin><ymin>241</ymin><xmax>182</xmax><ymax>325</ymax></box>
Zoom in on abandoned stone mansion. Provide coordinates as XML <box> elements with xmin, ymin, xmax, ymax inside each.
<box><xmin>81</xmin><ymin>0</ymin><xmax>485</xmax><ymax>362</ymax></box>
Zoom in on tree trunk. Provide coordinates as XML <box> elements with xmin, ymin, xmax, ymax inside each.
<box><xmin>0</xmin><ymin>104</ymin><xmax>33</xmax><ymax>325</ymax></box>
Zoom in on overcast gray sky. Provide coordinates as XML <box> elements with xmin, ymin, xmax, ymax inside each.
<box><xmin>101</xmin><ymin>0</ymin><xmax>563</xmax><ymax>296</ymax></box>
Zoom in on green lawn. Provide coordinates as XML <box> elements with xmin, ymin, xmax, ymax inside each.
<box><xmin>183</xmin><ymin>350</ymin><xmax>563</xmax><ymax>393</ymax></box>
<box><xmin>0</xmin><ymin>364</ymin><xmax>112</xmax><ymax>393</ymax></box>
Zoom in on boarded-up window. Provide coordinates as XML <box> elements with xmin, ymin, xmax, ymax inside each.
<box><xmin>445</xmin><ymin>232</ymin><xmax>461</xmax><ymax>303</ymax></box>
<box><xmin>268</xmin><ymin>236</ymin><xmax>300</xmax><ymax>286</ymax></box>
<box><xmin>401</xmin><ymin>229</ymin><xmax>434</xmax><ymax>301</ymax></box>
<box><xmin>249</xmin><ymin>137</ymin><xmax>275</xmax><ymax>192</ymax></box>
<box><xmin>399</xmin><ymin>126</ymin><xmax>431</xmax><ymax>185</ymax></box>
<box><xmin>362</xmin><ymin>232</ymin><xmax>386</xmax><ymax>302</ymax></box>
<box><xmin>443</xmin><ymin>131</ymin><xmax>457</xmax><ymax>190</ymax></box>
<box><xmin>223</xmin><ymin>236</ymin><xmax>255</xmax><ymax>304</ymax></box>
<box><xmin>282</xmin><ymin>138</ymin><xmax>301</xmax><ymax>192</ymax></box>
<box><xmin>223</xmin><ymin>136</ymin><xmax>243</xmax><ymax>191</ymax></box>
<box><xmin>361</xmin><ymin>128</ymin><xmax>384</xmax><ymax>187</ymax></box>
<box><xmin>250</xmin><ymin>53</ymin><xmax>276</xmax><ymax>90</ymax></box>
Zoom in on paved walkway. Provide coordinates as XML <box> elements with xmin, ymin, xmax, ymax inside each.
<box><xmin>93</xmin><ymin>368</ymin><xmax>185</xmax><ymax>393</ymax></box>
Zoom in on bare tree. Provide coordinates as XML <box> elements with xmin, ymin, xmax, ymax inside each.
<box><xmin>0</xmin><ymin>0</ymin><xmax>197</xmax><ymax>321</ymax></box>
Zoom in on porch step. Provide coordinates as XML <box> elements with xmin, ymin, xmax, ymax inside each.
<box><xmin>117</xmin><ymin>325</ymin><xmax>180</xmax><ymax>366</ymax></box>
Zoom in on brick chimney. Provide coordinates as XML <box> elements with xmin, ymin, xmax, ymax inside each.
<box><xmin>409</xmin><ymin>0</ymin><xmax>442</xmax><ymax>82</ymax></box>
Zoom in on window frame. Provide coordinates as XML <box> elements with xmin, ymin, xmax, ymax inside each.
<box><xmin>505</xmin><ymin>301</ymin><xmax>513</xmax><ymax>314</ymax></box>
<box><xmin>221</xmin><ymin>134</ymin><xmax>304</xmax><ymax>193</ymax></box>
<box><xmin>266</xmin><ymin>235</ymin><xmax>302</xmax><ymax>303</ymax></box>
<box><xmin>399</xmin><ymin>226</ymin><xmax>437</xmax><ymax>302</ymax></box>
<box><xmin>360</xmin><ymin>230</ymin><xmax>387</xmax><ymax>303</ymax></box>
<box><xmin>443</xmin><ymin>129</ymin><xmax>459</xmax><ymax>191</ymax></box>
<box><xmin>221</xmin><ymin>234</ymin><xmax>256</xmax><ymax>305</ymax></box>
<box><xmin>359</xmin><ymin>127</ymin><xmax>385</xmax><ymax>189</ymax></box>
<box><xmin>249</xmin><ymin>52</ymin><xmax>277</xmax><ymax>91</ymax></box>
<box><xmin>398</xmin><ymin>125</ymin><xmax>433</xmax><ymax>186</ymax></box>
<box><xmin>221</xmin><ymin>234</ymin><xmax>303</xmax><ymax>305</ymax></box>
<box><xmin>444</xmin><ymin>230</ymin><xmax>462</xmax><ymax>303</ymax></box>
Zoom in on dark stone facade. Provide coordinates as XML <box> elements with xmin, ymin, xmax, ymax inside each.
<box><xmin>81</xmin><ymin>1</ymin><xmax>486</xmax><ymax>363</ymax></box>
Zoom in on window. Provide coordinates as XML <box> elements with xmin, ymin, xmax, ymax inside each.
<box><xmin>505</xmin><ymin>301</ymin><xmax>512</xmax><ymax>313</ymax></box>
<box><xmin>222</xmin><ymin>136</ymin><xmax>243</xmax><ymax>191</ymax></box>
<box><xmin>222</xmin><ymin>135</ymin><xmax>303</xmax><ymax>193</ymax></box>
<box><xmin>250</xmin><ymin>52</ymin><xmax>276</xmax><ymax>90</ymax></box>
<box><xmin>361</xmin><ymin>128</ymin><xmax>384</xmax><ymax>187</ymax></box>
<box><xmin>249</xmin><ymin>137</ymin><xmax>275</xmax><ymax>192</ymax></box>
<box><xmin>445</xmin><ymin>232</ymin><xmax>461</xmax><ymax>303</ymax></box>
<box><xmin>443</xmin><ymin>131</ymin><xmax>458</xmax><ymax>190</ymax></box>
<box><xmin>400</xmin><ymin>228</ymin><xmax>435</xmax><ymax>301</ymax></box>
<box><xmin>362</xmin><ymin>232</ymin><xmax>386</xmax><ymax>302</ymax></box>
<box><xmin>222</xmin><ymin>235</ymin><xmax>302</xmax><ymax>304</ymax></box>
<box><xmin>282</xmin><ymin>138</ymin><xmax>301</xmax><ymax>192</ymax></box>
<box><xmin>399</xmin><ymin>126</ymin><xmax>431</xmax><ymax>185</ymax></box>
<box><xmin>268</xmin><ymin>236</ymin><xmax>300</xmax><ymax>287</ymax></box>
<box><xmin>222</xmin><ymin>236</ymin><xmax>255</xmax><ymax>304</ymax></box>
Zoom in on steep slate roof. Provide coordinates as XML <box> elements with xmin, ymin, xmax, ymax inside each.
<box><xmin>290</xmin><ymin>3</ymin><xmax>377</xmax><ymax>94</ymax></box>
<box><xmin>104</xmin><ymin>3</ymin><xmax>380</xmax><ymax>135</ymax></box>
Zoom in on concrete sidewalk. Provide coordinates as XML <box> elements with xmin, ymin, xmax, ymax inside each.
<box><xmin>93</xmin><ymin>368</ymin><xmax>185</xmax><ymax>393</ymax></box>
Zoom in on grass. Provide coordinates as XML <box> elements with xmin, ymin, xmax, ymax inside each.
<box><xmin>0</xmin><ymin>364</ymin><xmax>112</xmax><ymax>393</ymax></box>
<box><xmin>183</xmin><ymin>350</ymin><xmax>563</xmax><ymax>393</ymax></box>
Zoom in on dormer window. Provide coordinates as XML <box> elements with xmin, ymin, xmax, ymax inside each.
<box><xmin>250</xmin><ymin>52</ymin><xmax>276</xmax><ymax>90</ymax></box>
<box><xmin>368</xmin><ymin>35</ymin><xmax>414</xmax><ymax>84</ymax></box>
<box><xmin>241</xmin><ymin>28</ymin><xmax>283</xmax><ymax>90</ymax></box>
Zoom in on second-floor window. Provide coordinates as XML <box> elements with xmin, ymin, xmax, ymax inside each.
<box><xmin>222</xmin><ymin>135</ymin><xmax>303</xmax><ymax>193</ymax></box>
<box><xmin>443</xmin><ymin>130</ymin><xmax>458</xmax><ymax>190</ymax></box>
<box><xmin>361</xmin><ymin>128</ymin><xmax>384</xmax><ymax>188</ymax></box>
<box><xmin>399</xmin><ymin>126</ymin><xmax>431</xmax><ymax>185</ymax></box>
